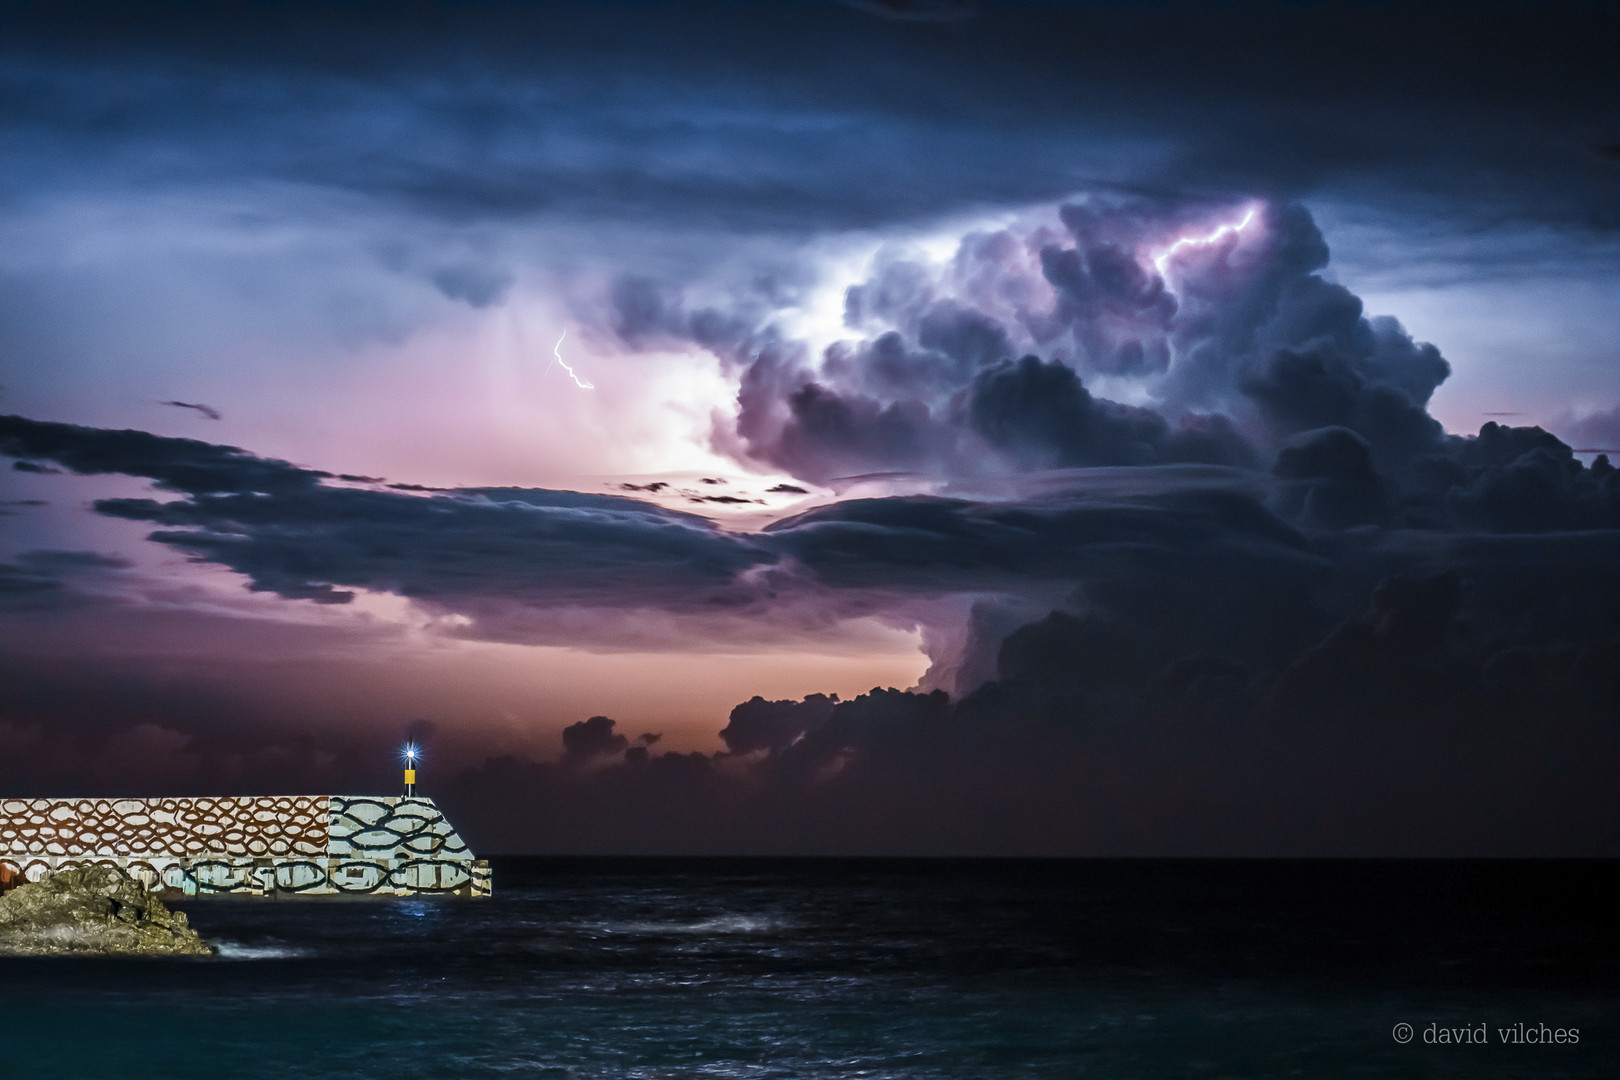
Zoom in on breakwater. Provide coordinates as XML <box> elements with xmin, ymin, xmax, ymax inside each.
<box><xmin>0</xmin><ymin>795</ymin><xmax>490</xmax><ymax>898</ymax></box>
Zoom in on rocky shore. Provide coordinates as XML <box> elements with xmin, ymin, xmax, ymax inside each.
<box><xmin>0</xmin><ymin>865</ymin><xmax>212</xmax><ymax>956</ymax></box>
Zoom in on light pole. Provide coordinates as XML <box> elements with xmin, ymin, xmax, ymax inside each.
<box><xmin>403</xmin><ymin>744</ymin><xmax>418</xmax><ymax>797</ymax></box>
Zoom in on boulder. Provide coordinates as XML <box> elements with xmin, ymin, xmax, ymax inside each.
<box><xmin>0</xmin><ymin>865</ymin><xmax>213</xmax><ymax>956</ymax></box>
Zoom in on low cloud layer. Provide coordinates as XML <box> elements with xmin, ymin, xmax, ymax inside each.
<box><xmin>3</xmin><ymin>398</ymin><xmax>1616</xmax><ymax>852</ymax></box>
<box><xmin>444</xmin><ymin>582</ymin><xmax>1617</xmax><ymax>855</ymax></box>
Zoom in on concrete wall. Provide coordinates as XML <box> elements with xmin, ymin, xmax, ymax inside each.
<box><xmin>0</xmin><ymin>795</ymin><xmax>489</xmax><ymax>898</ymax></box>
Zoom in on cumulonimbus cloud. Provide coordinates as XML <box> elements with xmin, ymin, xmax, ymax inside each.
<box><xmin>607</xmin><ymin>201</ymin><xmax>1460</xmax><ymax>490</ymax></box>
<box><xmin>2</xmin><ymin>200</ymin><xmax>1614</xmax><ymax>687</ymax></box>
<box><xmin>3</xmin><ymin>198</ymin><xmax>1616</xmax><ymax>857</ymax></box>
<box><xmin>2</xmin><ymin>1</ymin><xmax>1617</xmax><ymax>856</ymax></box>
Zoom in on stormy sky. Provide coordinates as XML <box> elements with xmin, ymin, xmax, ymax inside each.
<box><xmin>1</xmin><ymin>0</ymin><xmax>1616</xmax><ymax>855</ymax></box>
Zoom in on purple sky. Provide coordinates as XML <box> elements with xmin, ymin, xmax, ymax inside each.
<box><xmin>1</xmin><ymin>1</ymin><xmax>1616</xmax><ymax>854</ymax></box>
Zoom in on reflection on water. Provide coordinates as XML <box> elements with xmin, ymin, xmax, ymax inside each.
<box><xmin>2</xmin><ymin>859</ymin><xmax>1614</xmax><ymax>1079</ymax></box>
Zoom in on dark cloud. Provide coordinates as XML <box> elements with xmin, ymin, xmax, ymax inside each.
<box><xmin>754</xmin><ymin>380</ymin><xmax>947</xmax><ymax>484</ymax></box>
<box><xmin>1271</xmin><ymin>427</ymin><xmax>1386</xmax><ymax>530</ymax></box>
<box><xmin>159</xmin><ymin>400</ymin><xmax>222</xmax><ymax>420</ymax></box>
<box><xmin>3</xmin><ymin>1</ymin><xmax>1611</xmax><ymax>239</ymax></box>
<box><xmin>688</xmin><ymin>495</ymin><xmax>758</xmax><ymax>505</ymax></box>
<box><xmin>0</xmin><ymin>414</ymin><xmax>779</xmax><ymax>614</ymax></box>
<box><xmin>429</xmin><ymin>263</ymin><xmax>512</xmax><ymax>308</ymax></box>
<box><xmin>562</xmin><ymin>716</ymin><xmax>629</xmax><ymax>764</ymax></box>
<box><xmin>4</xmin><ymin>411</ymin><xmax>1615</xmax><ymax>643</ymax></box>
<box><xmin>0</xmin><ymin>414</ymin><xmax>328</xmax><ymax>495</ymax></box>
<box><xmin>110</xmin><ymin>483</ymin><xmax>772</xmax><ymax>610</ymax></box>
<box><xmin>719</xmin><ymin>693</ymin><xmax>838</xmax><ymax>756</ymax></box>
<box><xmin>761</xmin><ymin>480</ymin><xmax>1316</xmax><ymax>610</ymax></box>
<box><xmin>4</xmin><ymin>409</ymin><xmax>1617</xmax><ymax>852</ymax></box>
<box><xmin>437</xmin><ymin>528</ymin><xmax>1618</xmax><ymax>855</ymax></box>
<box><xmin>1</xmin><ymin>414</ymin><xmax>1315</xmax><ymax>625</ymax></box>
<box><xmin>968</xmin><ymin>356</ymin><xmax>1256</xmax><ymax>469</ymax></box>
<box><xmin>1442</xmin><ymin>422</ymin><xmax>1620</xmax><ymax>533</ymax></box>
<box><xmin>0</xmin><ymin>549</ymin><xmax>130</xmax><ymax>611</ymax></box>
<box><xmin>8</xmin><ymin>549</ymin><xmax>129</xmax><ymax>574</ymax></box>
<box><xmin>4</xmin><ymin>509</ymin><xmax>1610</xmax><ymax>855</ymax></box>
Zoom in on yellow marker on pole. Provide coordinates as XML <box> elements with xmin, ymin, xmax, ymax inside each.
<box><xmin>403</xmin><ymin>745</ymin><xmax>418</xmax><ymax>797</ymax></box>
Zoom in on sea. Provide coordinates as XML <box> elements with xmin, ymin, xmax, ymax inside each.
<box><xmin>1</xmin><ymin>859</ymin><xmax>1613</xmax><ymax>1079</ymax></box>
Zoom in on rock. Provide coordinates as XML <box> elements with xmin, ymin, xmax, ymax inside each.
<box><xmin>0</xmin><ymin>865</ymin><xmax>213</xmax><ymax>956</ymax></box>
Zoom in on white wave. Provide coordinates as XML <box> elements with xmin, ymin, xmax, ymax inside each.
<box><xmin>603</xmin><ymin>915</ymin><xmax>794</xmax><ymax>935</ymax></box>
<box><xmin>211</xmin><ymin>940</ymin><xmax>306</xmax><ymax>960</ymax></box>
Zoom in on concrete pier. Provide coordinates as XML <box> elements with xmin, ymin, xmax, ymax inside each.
<box><xmin>0</xmin><ymin>795</ymin><xmax>491</xmax><ymax>898</ymax></box>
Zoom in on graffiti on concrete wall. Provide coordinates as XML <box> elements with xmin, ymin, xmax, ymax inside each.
<box><xmin>330</xmin><ymin>796</ymin><xmax>470</xmax><ymax>859</ymax></box>
<box><xmin>0</xmin><ymin>796</ymin><xmax>328</xmax><ymax>858</ymax></box>
<box><xmin>0</xmin><ymin>795</ymin><xmax>488</xmax><ymax>898</ymax></box>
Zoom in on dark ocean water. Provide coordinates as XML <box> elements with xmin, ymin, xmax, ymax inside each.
<box><xmin>1</xmin><ymin>859</ymin><xmax>1613</xmax><ymax>1079</ymax></box>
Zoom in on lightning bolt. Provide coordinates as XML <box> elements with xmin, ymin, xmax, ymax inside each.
<box><xmin>1151</xmin><ymin>206</ymin><xmax>1258</xmax><ymax>280</ymax></box>
<box><xmin>547</xmin><ymin>329</ymin><xmax>595</xmax><ymax>390</ymax></box>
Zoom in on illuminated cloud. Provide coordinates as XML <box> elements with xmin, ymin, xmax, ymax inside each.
<box><xmin>1</xmin><ymin>0</ymin><xmax>1615</xmax><ymax>855</ymax></box>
